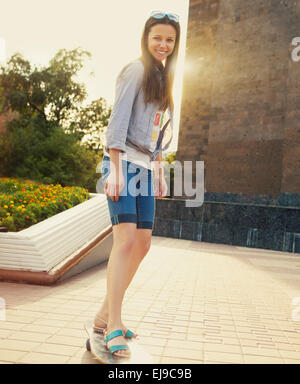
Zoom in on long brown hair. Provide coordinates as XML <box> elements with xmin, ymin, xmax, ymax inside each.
<box><xmin>139</xmin><ymin>15</ymin><xmax>181</xmax><ymax>113</ymax></box>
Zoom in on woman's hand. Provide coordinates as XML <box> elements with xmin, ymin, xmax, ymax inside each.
<box><xmin>153</xmin><ymin>152</ymin><xmax>167</xmax><ymax>198</ymax></box>
<box><xmin>154</xmin><ymin>175</ymin><xmax>168</xmax><ymax>198</ymax></box>
<box><xmin>104</xmin><ymin>169</ymin><xmax>125</xmax><ymax>202</ymax></box>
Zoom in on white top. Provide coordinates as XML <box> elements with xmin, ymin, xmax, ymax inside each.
<box><xmin>103</xmin><ymin>145</ymin><xmax>153</xmax><ymax>170</ymax></box>
<box><xmin>104</xmin><ymin>105</ymin><xmax>166</xmax><ymax>171</ymax></box>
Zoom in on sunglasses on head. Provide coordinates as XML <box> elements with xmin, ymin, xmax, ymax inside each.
<box><xmin>150</xmin><ymin>11</ymin><xmax>180</xmax><ymax>23</ymax></box>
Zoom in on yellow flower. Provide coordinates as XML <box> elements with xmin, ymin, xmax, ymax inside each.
<box><xmin>6</xmin><ymin>212</ymin><xmax>10</xmax><ymax>216</ymax></box>
<box><xmin>4</xmin><ymin>205</ymin><xmax>8</xmax><ymax>209</ymax></box>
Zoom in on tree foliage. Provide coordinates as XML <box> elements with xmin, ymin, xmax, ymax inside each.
<box><xmin>69</xmin><ymin>98</ymin><xmax>112</xmax><ymax>152</ymax></box>
<box><xmin>0</xmin><ymin>48</ymin><xmax>111</xmax><ymax>192</ymax></box>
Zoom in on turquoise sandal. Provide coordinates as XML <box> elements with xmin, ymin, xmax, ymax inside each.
<box><xmin>104</xmin><ymin>329</ymin><xmax>130</xmax><ymax>357</ymax></box>
<box><xmin>94</xmin><ymin>315</ymin><xmax>136</xmax><ymax>339</ymax></box>
<box><xmin>124</xmin><ymin>329</ymin><xmax>135</xmax><ymax>338</ymax></box>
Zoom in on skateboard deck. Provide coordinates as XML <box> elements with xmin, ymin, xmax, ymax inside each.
<box><xmin>84</xmin><ymin>320</ymin><xmax>153</xmax><ymax>364</ymax></box>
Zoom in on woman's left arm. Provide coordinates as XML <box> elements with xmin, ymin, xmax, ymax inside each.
<box><xmin>153</xmin><ymin>152</ymin><xmax>168</xmax><ymax>198</ymax></box>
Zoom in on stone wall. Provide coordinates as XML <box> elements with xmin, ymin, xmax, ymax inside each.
<box><xmin>153</xmin><ymin>198</ymin><xmax>300</xmax><ymax>254</ymax></box>
<box><xmin>176</xmin><ymin>0</ymin><xmax>300</xmax><ymax>198</ymax></box>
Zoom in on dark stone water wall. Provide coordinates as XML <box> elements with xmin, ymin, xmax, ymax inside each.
<box><xmin>153</xmin><ymin>195</ymin><xmax>300</xmax><ymax>254</ymax></box>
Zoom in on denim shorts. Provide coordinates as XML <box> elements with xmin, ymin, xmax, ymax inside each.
<box><xmin>101</xmin><ymin>155</ymin><xmax>155</xmax><ymax>229</ymax></box>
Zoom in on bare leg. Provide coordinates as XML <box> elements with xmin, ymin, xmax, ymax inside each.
<box><xmin>95</xmin><ymin>227</ymin><xmax>152</xmax><ymax>350</ymax></box>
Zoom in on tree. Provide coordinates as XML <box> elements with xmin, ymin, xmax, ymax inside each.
<box><xmin>0</xmin><ymin>48</ymin><xmax>111</xmax><ymax>191</ymax></box>
<box><xmin>0</xmin><ymin>48</ymin><xmax>111</xmax><ymax>142</ymax></box>
<box><xmin>0</xmin><ymin>48</ymin><xmax>89</xmax><ymax>120</ymax></box>
<box><xmin>69</xmin><ymin>98</ymin><xmax>112</xmax><ymax>153</ymax></box>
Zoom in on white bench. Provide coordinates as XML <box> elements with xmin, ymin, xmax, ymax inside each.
<box><xmin>0</xmin><ymin>194</ymin><xmax>112</xmax><ymax>282</ymax></box>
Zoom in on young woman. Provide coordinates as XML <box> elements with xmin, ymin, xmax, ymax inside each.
<box><xmin>95</xmin><ymin>11</ymin><xmax>181</xmax><ymax>357</ymax></box>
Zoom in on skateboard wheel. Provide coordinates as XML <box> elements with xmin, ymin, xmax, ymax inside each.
<box><xmin>86</xmin><ymin>338</ymin><xmax>91</xmax><ymax>351</ymax></box>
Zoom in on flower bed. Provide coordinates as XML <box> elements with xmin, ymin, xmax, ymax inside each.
<box><xmin>0</xmin><ymin>177</ymin><xmax>89</xmax><ymax>232</ymax></box>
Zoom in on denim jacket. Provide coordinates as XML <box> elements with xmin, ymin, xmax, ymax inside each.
<box><xmin>104</xmin><ymin>59</ymin><xmax>174</xmax><ymax>161</ymax></box>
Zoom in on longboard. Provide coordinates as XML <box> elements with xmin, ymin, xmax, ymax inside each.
<box><xmin>84</xmin><ymin>320</ymin><xmax>153</xmax><ymax>364</ymax></box>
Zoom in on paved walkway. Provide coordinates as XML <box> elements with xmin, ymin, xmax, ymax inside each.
<box><xmin>1</xmin><ymin>236</ymin><xmax>300</xmax><ymax>364</ymax></box>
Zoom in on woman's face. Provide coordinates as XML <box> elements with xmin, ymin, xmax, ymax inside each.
<box><xmin>147</xmin><ymin>24</ymin><xmax>177</xmax><ymax>63</ymax></box>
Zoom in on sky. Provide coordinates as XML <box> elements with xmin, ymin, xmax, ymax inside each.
<box><xmin>0</xmin><ymin>0</ymin><xmax>190</xmax><ymax>152</ymax></box>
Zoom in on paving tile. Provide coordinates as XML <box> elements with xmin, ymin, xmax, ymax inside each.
<box><xmin>278</xmin><ymin>350</ymin><xmax>300</xmax><ymax>360</ymax></box>
<box><xmin>0</xmin><ymin>329</ymin><xmax>13</xmax><ymax>338</ymax></box>
<box><xmin>204</xmin><ymin>343</ymin><xmax>242</xmax><ymax>354</ymax></box>
<box><xmin>160</xmin><ymin>356</ymin><xmax>202</xmax><ymax>364</ymax></box>
<box><xmin>56</xmin><ymin>328</ymin><xmax>86</xmax><ymax>338</ymax></box>
<box><xmin>221</xmin><ymin>337</ymin><xmax>240</xmax><ymax>346</ymax></box>
<box><xmin>67</xmin><ymin>357</ymin><xmax>85</xmax><ymax>364</ymax></box>
<box><xmin>7</xmin><ymin>331</ymin><xmax>50</xmax><ymax>343</ymax></box>
<box><xmin>275</xmin><ymin>342</ymin><xmax>297</xmax><ymax>351</ymax></box>
<box><xmin>163</xmin><ymin>347</ymin><xmax>203</xmax><ymax>361</ymax></box>
<box><xmin>40</xmin><ymin>313</ymin><xmax>74</xmax><ymax>321</ymax></box>
<box><xmin>20</xmin><ymin>324</ymin><xmax>60</xmax><ymax>335</ymax></box>
<box><xmin>0</xmin><ymin>339</ymin><xmax>40</xmax><ymax>352</ymax></box>
<box><xmin>166</xmin><ymin>340</ymin><xmax>204</xmax><ymax>351</ymax></box>
<box><xmin>32</xmin><ymin>318</ymin><xmax>69</xmax><ymax>327</ymax></box>
<box><xmin>32</xmin><ymin>343</ymin><xmax>80</xmax><ymax>357</ymax></box>
<box><xmin>204</xmin><ymin>351</ymin><xmax>244</xmax><ymax>364</ymax></box>
<box><xmin>8</xmin><ymin>309</ymin><xmax>42</xmax><ymax>318</ymax></box>
<box><xmin>19</xmin><ymin>352</ymin><xmax>70</xmax><ymax>364</ymax></box>
<box><xmin>241</xmin><ymin>346</ymin><xmax>281</xmax><ymax>357</ymax></box>
<box><xmin>243</xmin><ymin>354</ymin><xmax>284</xmax><ymax>364</ymax></box>
<box><xmin>63</xmin><ymin>321</ymin><xmax>85</xmax><ymax>330</ymax></box>
<box><xmin>0</xmin><ymin>349</ymin><xmax>26</xmax><ymax>363</ymax></box>
<box><xmin>1</xmin><ymin>236</ymin><xmax>300</xmax><ymax>364</ymax></box>
<box><xmin>239</xmin><ymin>338</ymin><xmax>260</xmax><ymax>347</ymax></box>
<box><xmin>143</xmin><ymin>345</ymin><xmax>164</xmax><ymax>356</ymax></box>
<box><xmin>45</xmin><ymin>335</ymin><xmax>84</xmax><ymax>347</ymax></box>
<box><xmin>203</xmin><ymin>336</ymin><xmax>223</xmax><ymax>344</ymax></box>
<box><xmin>138</xmin><ymin>336</ymin><xmax>167</xmax><ymax>347</ymax></box>
<box><xmin>282</xmin><ymin>358</ymin><xmax>300</xmax><ymax>364</ymax></box>
<box><xmin>167</xmin><ymin>332</ymin><xmax>186</xmax><ymax>340</ymax></box>
<box><xmin>4</xmin><ymin>314</ymin><xmax>36</xmax><ymax>324</ymax></box>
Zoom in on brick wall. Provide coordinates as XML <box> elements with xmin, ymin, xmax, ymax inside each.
<box><xmin>177</xmin><ymin>0</ymin><xmax>300</xmax><ymax>198</ymax></box>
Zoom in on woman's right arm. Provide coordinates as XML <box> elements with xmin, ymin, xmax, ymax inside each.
<box><xmin>104</xmin><ymin>148</ymin><xmax>124</xmax><ymax>202</ymax></box>
<box><xmin>104</xmin><ymin>60</ymin><xmax>144</xmax><ymax>201</ymax></box>
<box><xmin>106</xmin><ymin>60</ymin><xmax>144</xmax><ymax>154</ymax></box>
